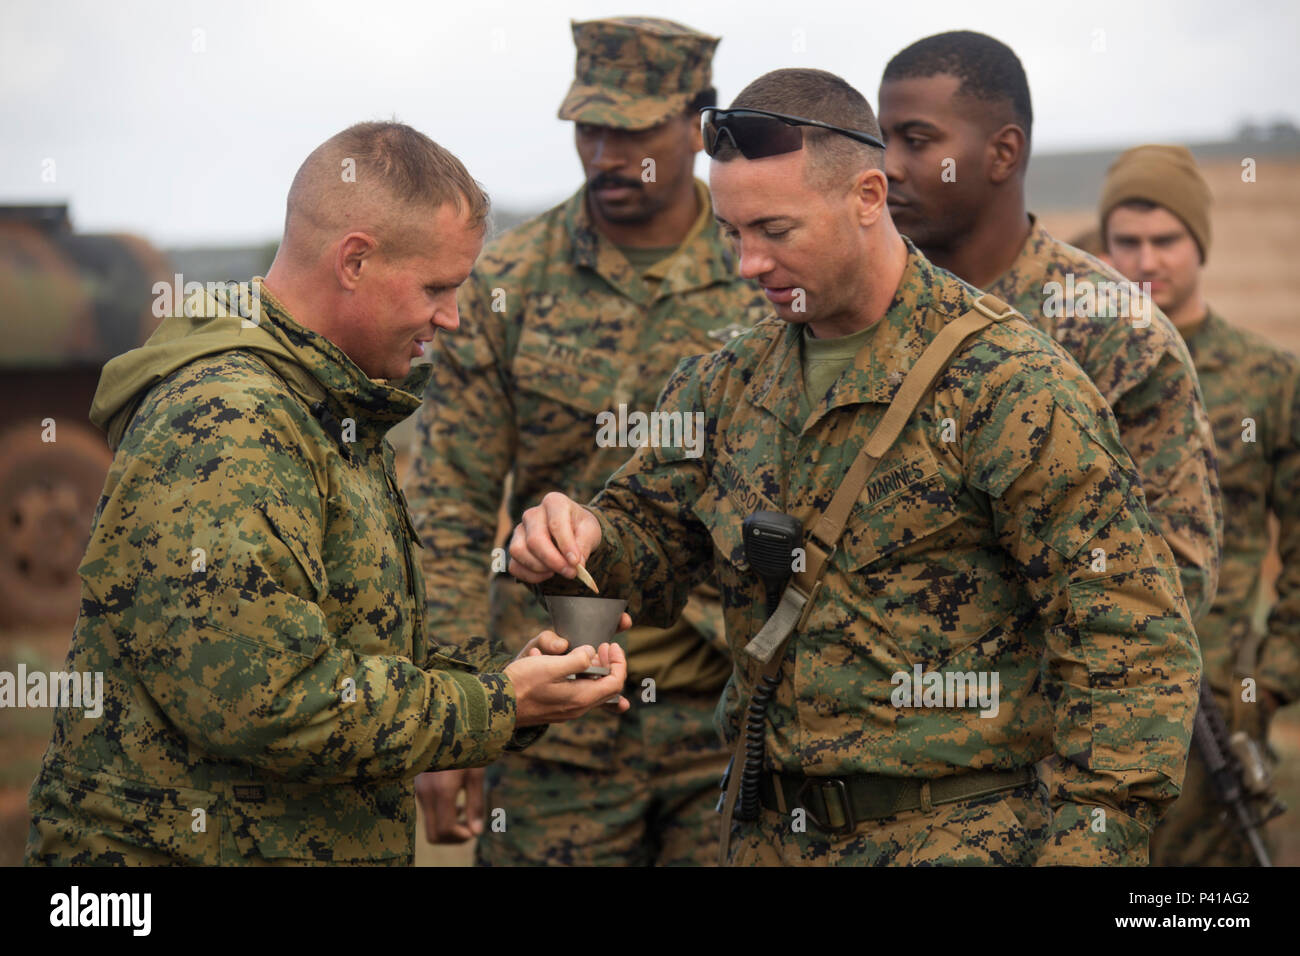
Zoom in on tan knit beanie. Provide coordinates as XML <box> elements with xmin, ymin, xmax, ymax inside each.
<box><xmin>1099</xmin><ymin>144</ymin><xmax>1212</xmax><ymax>262</ymax></box>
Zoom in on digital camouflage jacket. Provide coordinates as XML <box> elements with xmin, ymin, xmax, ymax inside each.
<box><xmin>26</xmin><ymin>281</ymin><xmax>530</xmax><ymax>866</ymax></box>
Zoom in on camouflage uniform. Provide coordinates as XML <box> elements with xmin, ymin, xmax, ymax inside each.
<box><xmin>1151</xmin><ymin>310</ymin><xmax>1300</xmax><ymax>865</ymax></box>
<box><xmin>985</xmin><ymin>217</ymin><xmax>1222</xmax><ymax>621</ymax></box>
<box><xmin>26</xmin><ymin>282</ymin><xmax>534</xmax><ymax>866</ymax></box>
<box><xmin>581</xmin><ymin>240</ymin><xmax>1201</xmax><ymax>865</ymax></box>
<box><xmin>406</xmin><ymin>20</ymin><xmax>768</xmax><ymax>866</ymax></box>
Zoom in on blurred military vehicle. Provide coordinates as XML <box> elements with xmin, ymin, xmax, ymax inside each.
<box><xmin>0</xmin><ymin>204</ymin><xmax>171</xmax><ymax>627</ymax></box>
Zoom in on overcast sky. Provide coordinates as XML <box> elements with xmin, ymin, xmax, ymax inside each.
<box><xmin>2</xmin><ymin>0</ymin><xmax>1296</xmax><ymax>245</ymax></box>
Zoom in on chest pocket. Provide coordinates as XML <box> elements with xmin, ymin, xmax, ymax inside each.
<box><xmin>511</xmin><ymin>348</ymin><xmax>611</xmax><ymax>414</ymax></box>
<box><xmin>692</xmin><ymin>476</ymin><xmax>751</xmax><ymax>573</ymax></box>
<box><xmin>510</xmin><ymin>323</ymin><xmax>620</xmax><ymax>475</ymax></box>
<box><xmin>839</xmin><ymin>444</ymin><xmax>961</xmax><ymax>570</ymax></box>
<box><xmin>511</xmin><ymin>315</ymin><xmax>622</xmax><ymax>407</ymax></box>
<box><xmin>836</xmin><ymin>443</ymin><xmax>1005</xmax><ymax>669</ymax></box>
<box><xmin>690</xmin><ymin>448</ymin><xmax>777</xmax><ymax>642</ymax></box>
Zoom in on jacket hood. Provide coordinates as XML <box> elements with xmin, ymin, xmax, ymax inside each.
<box><xmin>90</xmin><ymin>279</ymin><xmax>432</xmax><ymax>452</ymax></box>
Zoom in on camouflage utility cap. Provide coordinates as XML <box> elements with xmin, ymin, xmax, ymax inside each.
<box><xmin>558</xmin><ymin>17</ymin><xmax>719</xmax><ymax>129</ymax></box>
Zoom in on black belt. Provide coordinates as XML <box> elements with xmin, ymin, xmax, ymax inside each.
<box><xmin>759</xmin><ymin>767</ymin><xmax>1037</xmax><ymax>834</ymax></box>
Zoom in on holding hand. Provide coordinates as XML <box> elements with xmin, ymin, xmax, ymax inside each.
<box><xmin>504</xmin><ymin>640</ymin><xmax>629</xmax><ymax>725</ymax></box>
<box><xmin>414</xmin><ymin>553</ymin><xmax>633</xmax><ymax>846</ymax></box>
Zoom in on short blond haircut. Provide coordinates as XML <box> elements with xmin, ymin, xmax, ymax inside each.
<box><xmin>283</xmin><ymin>121</ymin><xmax>489</xmax><ymax>261</ymax></box>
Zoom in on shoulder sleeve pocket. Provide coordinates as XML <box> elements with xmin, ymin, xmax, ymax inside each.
<box><xmin>190</xmin><ymin>495</ymin><xmax>330</xmax><ymax>660</ymax></box>
<box><xmin>257</xmin><ymin>496</ymin><xmax>329</xmax><ymax>605</ymax></box>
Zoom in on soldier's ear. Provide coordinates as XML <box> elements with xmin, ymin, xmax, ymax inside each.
<box><xmin>335</xmin><ymin>232</ymin><xmax>378</xmax><ymax>290</ymax></box>
<box><xmin>987</xmin><ymin>123</ymin><xmax>1026</xmax><ymax>185</ymax></box>
<box><xmin>853</xmin><ymin>168</ymin><xmax>890</xmax><ymax>227</ymax></box>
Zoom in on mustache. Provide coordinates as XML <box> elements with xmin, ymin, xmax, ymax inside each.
<box><xmin>590</xmin><ymin>173</ymin><xmax>642</xmax><ymax>191</ymax></box>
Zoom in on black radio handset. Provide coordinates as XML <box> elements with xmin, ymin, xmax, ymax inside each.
<box><xmin>743</xmin><ymin>511</ymin><xmax>803</xmax><ymax>616</ymax></box>
<box><xmin>728</xmin><ymin>511</ymin><xmax>804</xmax><ymax>821</ymax></box>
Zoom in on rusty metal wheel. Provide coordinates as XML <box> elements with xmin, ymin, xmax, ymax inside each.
<box><xmin>0</xmin><ymin>419</ymin><xmax>111</xmax><ymax>628</ymax></box>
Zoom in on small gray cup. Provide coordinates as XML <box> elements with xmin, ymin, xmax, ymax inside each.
<box><xmin>544</xmin><ymin>595</ymin><xmax>627</xmax><ymax>677</ymax></box>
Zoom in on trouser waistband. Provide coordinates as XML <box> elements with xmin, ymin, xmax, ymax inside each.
<box><xmin>759</xmin><ymin>766</ymin><xmax>1038</xmax><ymax>834</ymax></box>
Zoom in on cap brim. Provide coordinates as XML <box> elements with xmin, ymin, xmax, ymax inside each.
<box><xmin>557</xmin><ymin>84</ymin><xmax>689</xmax><ymax>130</ymax></box>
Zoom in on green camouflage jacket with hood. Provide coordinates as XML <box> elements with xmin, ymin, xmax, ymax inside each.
<box><xmin>26</xmin><ymin>280</ymin><xmax>535</xmax><ymax>866</ymax></box>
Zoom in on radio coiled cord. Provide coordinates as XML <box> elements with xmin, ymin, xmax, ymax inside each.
<box><xmin>736</xmin><ymin>670</ymin><xmax>780</xmax><ymax>820</ymax></box>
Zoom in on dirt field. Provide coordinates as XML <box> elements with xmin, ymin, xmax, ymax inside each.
<box><xmin>3</xmin><ymin>157</ymin><xmax>1297</xmax><ymax>867</ymax></box>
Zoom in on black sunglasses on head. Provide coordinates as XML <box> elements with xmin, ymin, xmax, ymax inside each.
<box><xmin>700</xmin><ymin>107</ymin><xmax>886</xmax><ymax>159</ymax></box>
